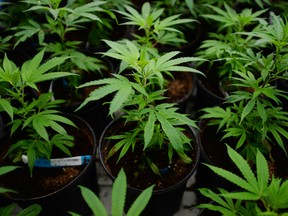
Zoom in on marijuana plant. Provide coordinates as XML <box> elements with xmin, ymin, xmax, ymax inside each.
<box><xmin>201</xmin><ymin>67</ymin><xmax>288</xmax><ymax>162</ymax></box>
<box><xmin>0</xmin><ymin>49</ymin><xmax>76</xmax><ymax>175</ymax></box>
<box><xmin>200</xmin><ymin>13</ymin><xmax>288</xmax><ymax>160</ymax></box>
<box><xmin>239</xmin><ymin>12</ymin><xmax>288</xmax><ymax>55</ymax></box>
<box><xmin>13</xmin><ymin>0</ymin><xmax>104</xmax><ymax>47</ymax></box>
<box><xmin>9</xmin><ymin>0</ymin><xmax>112</xmax><ymax>105</ymax></box>
<box><xmin>77</xmin><ymin>40</ymin><xmax>204</xmax><ymax>175</ymax></box>
<box><xmin>196</xmin><ymin>3</ymin><xmax>266</xmax><ymax>79</ymax></box>
<box><xmin>11</xmin><ymin>0</ymin><xmax>108</xmax><ymax>76</ymax></box>
<box><xmin>115</xmin><ymin>2</ymin><xmax>196</xmax><ymax>49</ymax></box>
<box><xmin>197</xmin><ymin>145</ymin><xmax>288</xmax><ymax>215</ymax></box>
<box><xmin>237</xmin><ymin>12</ymin><xmax>288</xmax><ymax>81</ymax></box>
<box><xmin>69</xmin><ymin>169</ymin><xmax>153</xmax><ymax>216</ymax></box>
<box><xmin>85</xmin><ymin>0</ymin><xmax>133</xmax><ymax>46</ymax></box>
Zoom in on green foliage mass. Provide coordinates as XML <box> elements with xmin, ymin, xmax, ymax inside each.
<box><xmin>0</xmin><ymin>49</ymin><xmax>76</xmax><ymax>175</ymax></box>
<box><xmin>69</xmin><ymin>169</ymin><xmax>153</xmax><ymax>216</ymax></box>
<box><xmin>197</xmin><ymin>145</ymin><xmax>288</xmax><ymax>215</ymax></box>
<box><xmin>78</xmin><ymin>40</ymin><xmax>204</xmax><ymax>175</ymax></box>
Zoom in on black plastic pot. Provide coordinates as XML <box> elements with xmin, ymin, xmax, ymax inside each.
<box><xmin>98</xmin><ymin>118</ymin><xmax>201</xmax><ymax>216</ymax></box>
<box><xmin>0</xmin><ymin>114</ymin><xmax>98</xmax><ymax>216</ymax></box>
<box><xmin>194</xmin><ymin>119</ymin><xmax>239</xmax><ymax>203</ymax></box>
<box><xmin>195</xmin><ymin>73</ymin><xmax>226</xmax><ymax>106</ymax></box>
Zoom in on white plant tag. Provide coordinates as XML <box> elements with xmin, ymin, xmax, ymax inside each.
<box><xmin>21</xmin><ymin>155</ymin><xmax>92</xmax><ymax>168</ymax></box>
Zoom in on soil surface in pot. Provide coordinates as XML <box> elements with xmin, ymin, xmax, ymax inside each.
<box><xmin>101</xmin><ymin>121</ymin><xmax>198</xmax><ymax>190</ymax></box>
<box><xmin>165</xmin><ymin>72</ymin><xmax>194</xmax><ymax>103</ymax></box>
<box><xmin>0</xmin><ymin>118</ymin><xmax>95</xmax><ymax>199</ymax></box>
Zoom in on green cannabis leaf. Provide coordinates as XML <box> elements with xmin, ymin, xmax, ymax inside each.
<box><xmin>71</xmin><ymin>169</ymin><xmax>153</xmax><ymax>216</ymax></box>
<box><xmin>198</xmin><ymin>145</ymin><xmax>288</xmax><ymax>215</ymax></box>
<box><xmin>0</xmin><ymin>49</ymin><xmax>76</xmax><ymax>176</ymax></box>
<box><xmin>116</xmin><ymin>2</ymin><xmax>196</xmax><ymax>47</ymax></box>
<box><xmin>78</xmin><ymin>39</ymin><xmax>202</xmax><ymax>175</ymax></box>
<box><xmin>201</xmin><ymin>61</ymin><xmax>288</xmax><ymax>161</ymax></box>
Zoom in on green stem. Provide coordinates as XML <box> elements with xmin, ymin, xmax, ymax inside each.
<box><xmin>260</xmin><ymin>197</ymin><xmax>270</xmax><ymax>212</ymax></box>
<box><xmin>18</xmin><ymin>86</ymin><xmax>28</xmax><ymax>118</ymax></box>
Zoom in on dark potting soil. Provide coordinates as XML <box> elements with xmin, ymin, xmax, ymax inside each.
<box><xmin>104</xmin><ymin>144</ymin><xmax>197</xmax><ymax>190</ymax></box>
<box><xmin>0</xmin><ymin>118</ymin><xmax>94</xmax><ymax>199</ymax></box>
<box><xmin>100</xmin><ymin>122</ymin><xmax>198</xmax><ymax>191</ymax></box>
<box><xmin>165</xmin><ymin>72</ymin><xmax>194</xmax><ymax>103</ymax></box>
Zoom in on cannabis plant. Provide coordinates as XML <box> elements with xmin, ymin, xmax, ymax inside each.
<box><xmin>13</xmin><ymin>0</ymin><xmax>105</xmax><ymax>49</ymax></box>
<box><xmin>200</xmin><ymin>11</ymin><xmax>288</xmax><ymax>160</ymax></box>
<box><xmin>11</xmin><ymin>0</ymin><xmax>109</xmax><ymax>94</ymax></box>
<box><xmin>69</xmin><ymin>169</ymin><xmax>153</xmax><ymax>216</ymax></box>
<box><xmin>0</xmin><ymin>49</ymin><xmax>76</xmax><ymax>175</ymax></box>
<box><xmin>240</xmin><ymin>12</ymin><xmax>288</xmax><ymax>53</ymax></box>
<box><xmin>85</xmin><ymin>0</ymin><xmax>133</xmax><ymax>47</ymax></box>
<box><xmin>238</xmin><ymin>12</ymin><xmax>288</xmax><ymax>79</ymax></box>
<box><xmin>201</xmin><ymin>66</ymin><xmax>288</xmax><ymax>162</ymax></box>
<box><xmin>77</xmin><ymin>39</ymin><xmax>204</xmax><ymax>175</ymax></box>
<box><xmin>0</xmin><ymin>166</ymin><xmax>42</xmax><ymax>216</ymax></box>
<box><xmin>197</xmin><ymin>145</ymin><xmax>288</xmax><ymax>215</ymax></box>
<box><xmin>115</xmin><ymin>2</ymin><xmax>196</xmax><ymax>50</ymax></box>
<box><xmin>196</xmin><ymin>3</ymin><xmax>266</xmax><ymax>79</ymax></box>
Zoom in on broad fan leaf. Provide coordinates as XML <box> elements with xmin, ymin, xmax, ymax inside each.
<box><xmin>0</xmin><ymin>98</ymin><xmax>13</xmax><ymax>120</ymax></box>
<box><xmin>156</xmin><ymin>111</ymin><xmax>182</xmax><ymax>152</ymax></box>
<box><xmin>112</xmin><ymin>169</ymin><xmax>126</xmax><ymax>216</ymax></box>
<box><xmin>78</xmin><ymin>186</ymin><xmax>108</xmax><ymax>216</ymax></box>
<box><xmin>0</xmin><ymin>166</ymin><xmax>19</xmax><ymax>176</ymax></box>
<box><xmin>227</xmin><ymin>145</ymin><xmax>259</xmax><ymax>194</ymax></box>
<box><xmin>144</xmin><ymin>110</ymin><xmax>156</xmax><ymax>149</ymax></box>
<box><xmin>17</xmin><ymin>204</ymin><xmax>42</xmax><ymax>216</ymax></box>
<box><xmin>126</xmin><ymin>185</ymin><xmax>154</xmax><ymax>216</ymax></box>
<box><xmin>256</xmin><ymin>149</ymin><xmax>269</xmax><ymax>194</ymax></box>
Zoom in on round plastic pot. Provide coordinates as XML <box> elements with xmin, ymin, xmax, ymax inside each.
<box><xmin>195</xmin><ymin>74</ymin><xmax>226</xmax><ymax>108</ymax></box>
<box><xmin>0</xmin><ymin>114</ymin><xmax>98</xmax><ymax>216</ymax></box>
<box><xmin>194</xmin><ymin>119</ymin><xmax>239</xmax><ymax>203</ymax></box>
<box><xmin>98</xmin><ymin>117</ymin><xmax>201</xmax><ymax>216</ymax></box>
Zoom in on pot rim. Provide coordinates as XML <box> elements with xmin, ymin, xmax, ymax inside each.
<box><xmin>0</xmin><ymin>114</ymin><xmax>97</xmax><ymax>202</ymax></box>
<box><xmin>98</xmin><ymin>117</ymin><xmax>201</xmax><ymax>195</ymax></box>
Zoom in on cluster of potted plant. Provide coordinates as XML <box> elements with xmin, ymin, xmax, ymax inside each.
<box><xmin>197</xmin><ymin>145</ymin><xmax>288</xmax><ymax>215</ymax></box>
<box><xmin>192</xmin><ymin>1</ymin><xmax>288</xmax><ymax>215</ymax></box>
<box><xmin>0</xmin><ymin>0</ymin><xmax>288</xmax><ymax>216</ymax></box>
